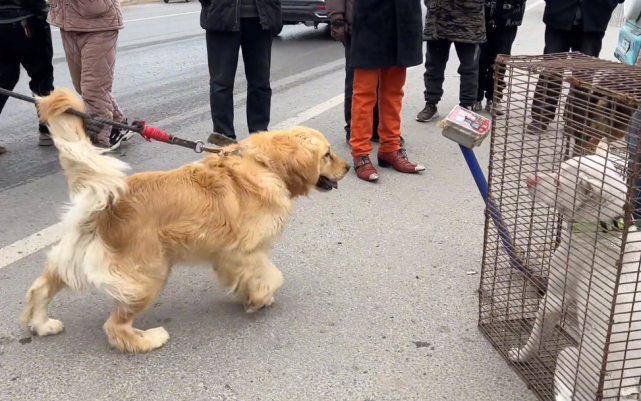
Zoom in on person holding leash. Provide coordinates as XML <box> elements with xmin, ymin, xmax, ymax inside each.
<box><xmin>48</xmin><ymin>0</ymin><xmax>132</xmax><ymax>150</ymax></box>
<box><xmin>347</xmin><ymin>0</ymin><xmax>424</xmax><ymax>182</ymax></box>
<box><xmin>0</xmin><ymin>0</ymin><xmax>55</xmax><ymax>154</ymax></box>
<box><xmin>326</xmin><ymin>0</ymin><xmax>405</xmax><ymax>146</ymax></box>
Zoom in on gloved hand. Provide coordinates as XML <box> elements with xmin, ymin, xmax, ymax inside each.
<box><xmin>84</xmin><ymin>115</ymin><xmax>105</xmax><ymax>144</ymax></box>
<box><xmin>331</xmin><ymin>19</ymin><xmax>347</xmax><ymax>43</ymax></box>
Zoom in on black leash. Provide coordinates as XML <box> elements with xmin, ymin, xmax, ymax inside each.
<box><xmin>0</xmin><ymin>87</ymin><xmax>233</xmax><ymax>154</ymax></box>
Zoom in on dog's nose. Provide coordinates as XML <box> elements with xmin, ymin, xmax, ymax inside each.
<box><xmin>345</xmin><ymin>164</ymin><xmax>351</xmax><ymax>172</ymax></box>
<box><xmin>526</xmin><ymin>175</ymin><xmax>537</xmax><ymax>189</ymax></box>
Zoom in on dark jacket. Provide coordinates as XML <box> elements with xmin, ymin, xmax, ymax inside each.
<box><xmin>350</xmin><ymin>0</ymin><xmax>423</xmax><ymax>70</ymax></box>
<box><xmin>0</xmin><ymin>0</ymin><xmax>48</xmax><ymax>24</ymax></box>
<box><xmin>543</xmin><ymin>0</ymin><xmax>624</xmax><ymax>33</ymax></box>
<box><xmin>423</xmin><ymin>0</ymin><xmax>486</xmax><ymax>44</ymax></box>
<box><xmin>485</xmin><ymin>0</ymin><xmax>526</xmax><ymax>28</ymax></box>
<box><xmin>199</xmin><ymin>0</ymin><xmax>282</xmax><ymax>34</ymax></box>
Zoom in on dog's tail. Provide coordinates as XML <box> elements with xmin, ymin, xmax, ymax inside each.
<box><xmin>37</xmin><ymin>88</ymin><xmax>130</xmax><ymax>211</ymax></box>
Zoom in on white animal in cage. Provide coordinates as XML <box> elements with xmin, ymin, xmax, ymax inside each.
<box><xmin>507</xmin><ymin>139</ymin><xmax>641</xmax><ymax>400</ymax></box>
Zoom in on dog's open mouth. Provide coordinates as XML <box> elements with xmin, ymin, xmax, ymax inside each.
<box><xmin>316</xmin><ymin>175</ymin><xmax>338</xmax><ymax>191</ymax></box>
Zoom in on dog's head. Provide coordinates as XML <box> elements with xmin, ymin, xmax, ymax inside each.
<box><xmin>525</xmin><ymin>139</ymin><xmax>628</xmax><ymax>223</ymax></box>
<box><xmin>241</xmin><ymin>126</ymin><xmax>350</xmax><ymax>197</ymax></box>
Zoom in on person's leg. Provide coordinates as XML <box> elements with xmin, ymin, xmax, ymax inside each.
<box><xmin>343</xmin><ymin>39</ymin><xmax>354</xmax><ymax>142</ymax></box>
<box><xmin>377</xmin><ymin>67</ymin><xmax>425</xmax><ymax>174</ymax></box>
<box><xmin>0</xmin><ymin>24</ymin><xmax>22</xmax><ymax>154</ymax></box>
<box><xmin>20</xmin><ymin>18</ymin><xmax>54</xmax><ymax>98</ymax></box>
<box><xmin>476</xmin><ymin>33</ymin><xmax>493</xmax><ymax>110</ymax></box>
<box><xmin>0</xmin><ymin>25</ymin><xmax>21</xmax><ymax>115</ymax></box>
<box><xmin>488</xmin><ymin>26</ymin><xmax>518</xmax><ymax>114</ymax></box>
<box><xmin>454</xmin><ymin>42</ymin><xmax>480</xmax><ymax>109</ymax></box>
<box><xmin>59</xmin><ymin>30</ymin><xmax>82</xmax><ymax>94</ymax></box>
<box><xmin>0</xmin><ymin>59</ymin><xmax>20</xmax><ymax>115</ymax></box>
<box><xmin>206</xmin><ymin>29</ymin><xmax>241</xmax><ymax>139</ymax></box>
<box><xmin>75</xmin><ymin>31</ymin><xmax>123</xmax><ymax>148</ymax></box>
<box><xmin>350</xmin><ymin>68</ymin><xmax>379</xmax><ymax>182</ymax></box>
<box><xmin>240</xmin><ymin>18</ymin><xmax>272</xmax><ymax>134</ymax></box>
<box><xmin>529</xmin><ymin>26</ymin><xmax>572</xmax><ymax>132</ymax></box>
<box><xmin>577</xmin><ymin>30</ymin><xmax>606</xmax><ymax>57</ymax></box>
<box><xmin>417</xmin><ymin>40</ymin><xmax>451</xmax><ymax>122</ymax></box>
<box><xmin>20</xmin><ymin>17</ymin><xmax>56</xmax><ymax>145</ymax></box>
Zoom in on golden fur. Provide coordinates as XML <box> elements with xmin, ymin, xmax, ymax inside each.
<box><xmin>21</xmin><ymin>88</ymin><xmax>350</xmax><ymax>353</ymax></box>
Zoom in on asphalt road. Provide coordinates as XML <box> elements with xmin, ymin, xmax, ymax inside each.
<box><xmin>0</xmin><ymin>2</ymin><xmax>624</xmax><ymax>400</ymax></box>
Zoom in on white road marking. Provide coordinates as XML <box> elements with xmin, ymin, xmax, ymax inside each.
<box><xmin>0</xmin><ymin>1</ymin><xmax>546</xmax><ymax>268</ymax></box>
<box><xmin>0</xmin><ymin>222</ymin><xmax>64</xmax><ymax>268</ymax></box>
<box><xmin>50</xmin><ymin>10</ymin><xmax>200</xmax><ymax>32</ymax></box>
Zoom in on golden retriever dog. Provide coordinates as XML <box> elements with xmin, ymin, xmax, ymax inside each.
<box><xmin>20</xmin><ymin>88</ymin><xmax>350</xmax><ymax>353</ymax></box>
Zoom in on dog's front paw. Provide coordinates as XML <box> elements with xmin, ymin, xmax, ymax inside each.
<box><xmin>244</xmin><ymin>297</ymin><xmax>276</xmax><ymax>314</ymax></box>
<box><xmin>30</xmin><ymin>318</ymin><xmax>64</xmax><ymax>336</ymax></box>
<box><xmin>508</xmin><ymin>347</ymin><xmax>533</xmax><ymax>363</ymax></box>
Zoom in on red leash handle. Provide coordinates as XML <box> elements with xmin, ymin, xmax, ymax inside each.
<box><xmin>137</xmin><ymin>121</ymin><xmax>171</xmax><ymax>143</ymax></box>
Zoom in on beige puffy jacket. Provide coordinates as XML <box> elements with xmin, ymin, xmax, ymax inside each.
<box><xmin>48</xmin><ymin>0</ymin><xmax>123</xmax><ymax>32</ymax></box>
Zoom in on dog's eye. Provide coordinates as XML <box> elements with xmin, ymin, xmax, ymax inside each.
<box><xmin>325</xmin><ymin>151</ymin><xmax>332</xmax><ymax>159</ymax></box>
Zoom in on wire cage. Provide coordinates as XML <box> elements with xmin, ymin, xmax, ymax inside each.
<box><xmin>478</xmin><ymin>52</ymin><xmax>641</xmax><ymax>400</ymax></box>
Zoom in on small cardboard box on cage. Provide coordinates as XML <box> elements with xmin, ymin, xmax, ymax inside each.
<box><xmin>478</xmin><ymin>52</ymin><xmax>641</xmax><ymax>400</ymax></box>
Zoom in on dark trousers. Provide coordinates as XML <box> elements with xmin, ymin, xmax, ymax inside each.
<box><xmin>424</xmin><ymin>40</ymin><xmax>480</xmax><ymax>107</ymax></box>
<box><xmin>205</xmin><ymin>18</ymin><xmax>273</xmax><ymax>139</ymax></box>
<box><xmin>531</xmin><ymin>25</ymin><xmax>606</xmax><ymax>125</ymax></box>
<box><xmin>477</xmin><ymin>26</ymin><xmax>518</xmax><ymax>102</ymax></box>
<box><xmin>343</xmin><ymin>38</ymin><xmax>379</xmax><ymax>136</ymax></box>
<box><xmin>0</xmin><ymin>18</ymin><xmax>54</xmax><ymax>132</ymax></box>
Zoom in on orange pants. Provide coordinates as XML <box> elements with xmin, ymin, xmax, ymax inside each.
<box><xmin>350</xmin><ymin>67</ymin><xmax>407</xmax><ymax>157</ymax></box>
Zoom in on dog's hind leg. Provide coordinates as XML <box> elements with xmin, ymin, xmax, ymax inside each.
<box><xmin>102</xmin><ymin>274</ymin><xmax>170</xmax><ymax>353</ymax></box>
<box><xmin>21</xmin><ymin>256</ymin><xmax>67</xmax><ymax>336</ymax></box>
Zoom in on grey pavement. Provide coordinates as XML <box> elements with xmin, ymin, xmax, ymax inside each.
<box><xmin>0</xmin><ymin>2</ymin><xmax>623</xmax><ymax>400</ymax></box>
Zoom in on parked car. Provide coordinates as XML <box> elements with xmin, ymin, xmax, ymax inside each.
<box><xmin>276</xmin><ymin>0</ymin><xmax>330</xmax><ymax>36</ymax></box>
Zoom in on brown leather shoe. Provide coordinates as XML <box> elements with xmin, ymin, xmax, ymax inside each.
<box><xmin>377</xmin><ymin>148</ymin><xmax>425</xmax><ymax>173</ymax></box>
<box><xmin>353</xmin><ymin>155</ymin><xmax>379</xmax><ymax>182</ymax></box>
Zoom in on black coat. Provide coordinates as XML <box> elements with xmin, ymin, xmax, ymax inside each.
<box><xmin>0</xmin><ymin>0</ymin><xmax>49</xmax><ymax>23</ymax></box>
<box><xmin>199</xmin><ymin>0</ymin><xmax>282</xmax><ymax>34</ymax></box>
<box><xmin>543</xmin><ymin>0</ymin><xmax>624</xmax><ymax>33</ymax></box>
<box><xmin>350</xmin><ymin>0</ymin><xmax>423</xmax><ymax>70</ymax></box>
